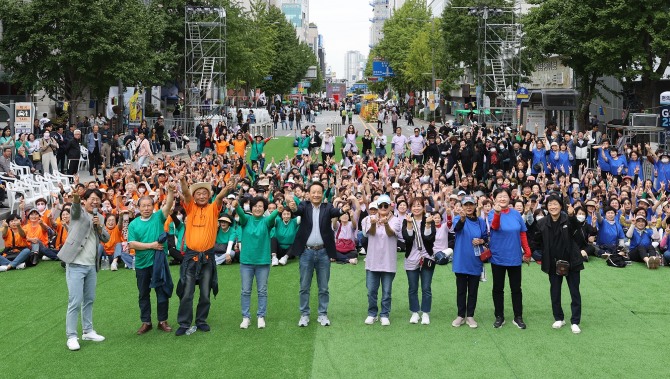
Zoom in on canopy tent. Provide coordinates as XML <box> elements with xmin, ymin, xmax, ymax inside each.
<box><xmin>454</xmin><ymin>109</ymin><xmax>502</xmax><ymax>115</ymax></box>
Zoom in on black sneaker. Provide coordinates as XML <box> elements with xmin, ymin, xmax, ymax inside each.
<box><xmin>493</xmin><ymin>316</ymin><xmax>505</xmax><ymax>328</ymax></box>
<box><xmin>197</xmin><ymin>323</ymin><xmax>211</xmax><ymax>332</ymax></box>
<box><xmin>513</xmin><ymin>316</ymin><xmax>527</xmax><ymax>329</ymax></box>
<box><xmin>175</xmin><ymin>327</ymin><xmax>189</xmax><ymax>336</ymax></box>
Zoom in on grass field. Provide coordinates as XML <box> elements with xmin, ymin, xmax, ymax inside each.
<box><xmin>1</xmin><ymin>257</ymin><xmax>668</xmax><ymax>379</ymax></box>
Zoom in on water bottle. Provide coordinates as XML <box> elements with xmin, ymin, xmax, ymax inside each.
<box><xmin>101</xmin><ymin>256</ymin><xmax>110</xmax><ymax>270</ymax></box>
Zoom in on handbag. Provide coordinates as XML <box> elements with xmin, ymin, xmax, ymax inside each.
<box><xmin>556</xmin><ymin>259</ymin><xmax>570</xmax><ymax>276</ymax></box>
<box><xmin>335</xmin><ymin>224</ymin><xmax>356</xmax><ymax>253</ymax></box>
<box><xmin>32</xmin><ymin>151</ymin><xmax>42</xmax><ymax>161</ymax></box>
<box><xmin>476</xmin><ymin>220</ymin><xmax>491</xmax><ymax>262</ymax></box>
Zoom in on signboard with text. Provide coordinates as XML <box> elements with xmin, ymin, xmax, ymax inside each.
<box><xmin>661</xmin><ymin>91</ymin><xmax>670</xmax><ymax>128</ymax></box>
<box><xmin>14</xmin><ymin>102</ymin><xmax>33</xmax><ymax>135</ymax></box>
<box><xmin>372</xmin><ymin>60</ymin><xmax>395</xmax><ymax>77</ymax></box>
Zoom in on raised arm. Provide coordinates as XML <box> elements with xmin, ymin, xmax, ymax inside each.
<box><xmin>161</xmin><ymin>181</ymin><xmax>177</xmax><ymax>218</ymax></box>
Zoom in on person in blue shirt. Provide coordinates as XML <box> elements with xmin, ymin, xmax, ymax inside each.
<box><xmin>452</xmin><ymin>196</ymin><xmax>488</xmax><ymax>329</ymax></box>
<box><xmin>627</xmin><ymin>150</ymin><xmax>644</xmax><ymax>183</ymax></box>
<box><xmin>592</xmin><ymin>139</ymin><xmax>612</xmax><ymax>179</ymax></box>
<box><xmin>608</xmin><ymin>148</ymin><xmax>627</xmax><ymax>179</ymax></box>
<box><xmin>487</xmin><ymin>188</ymin><xmax>532</xmax><ymax>329</ymax></box>
<box><xmin>596</xmin><ymin>206</ymin><xmax>625</xmax><ymax>258</ymax></box>
<box><xmin>531</xmin><ymin>139</ymin><xmax>548</xmax><ymax>175</ymax></box>
<box><xmin>626</xmin><ymin>216</ymin><xmax>661</xmax><ymax>269</ymax></box>
<box><xmin>650</xmin><ymin>148</ymin><xmax>670</xmax><ymax>190</ymax></box>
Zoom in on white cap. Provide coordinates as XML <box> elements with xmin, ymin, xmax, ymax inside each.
<box><xmin>391</xmin><ymin>182</ymin><xmax>400</xmax><ymax>189</ymax></box>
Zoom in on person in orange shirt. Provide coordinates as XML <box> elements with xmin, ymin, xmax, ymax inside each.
<box><xmin>53</xmin><ymin>208</ymin><xmax>70</xmax><ymax>251</ymax></box>
<box><xmin>99</xmin><ymin>213</ymin><xmax>134</xmax><ymax>271</ymax></box>
<box><xmin>231</xmin><ymin>131</ymin><xmax>248</xmax><ymax>158</ymax></box>
<box><xmin>215</xmin><ymin>137</ymin><xmax>229</xmax><ymax>156</ymax></box>
<box><xmin>0</xmin><ymin>213</ymin><xmax>31</xmax><ymax>271</ymax></box>
<box><xmin>35</xmin><ymin>197</ymin><xmax>54</xmax><ymax>228</ymax></box>
<box><xmin>175</xmin><ymin>175</ymin><xmax>234</xmax><ymax>336</ymax></box>
<box><xmin>24</xmin><ymin>208</ymin><xmax>59</xmax><ymax>261</ymax></box>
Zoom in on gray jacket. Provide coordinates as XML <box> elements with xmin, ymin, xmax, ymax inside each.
<box><xmin>57</xmin><ymin>197</ymin><xmax>109</xmax><ymax>268</ymax></box>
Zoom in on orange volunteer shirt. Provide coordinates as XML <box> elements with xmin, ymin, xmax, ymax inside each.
<box><xmin>183</xmin><ymin>199</ymin><xmax>222</xmax><ymax>252</ymax></box>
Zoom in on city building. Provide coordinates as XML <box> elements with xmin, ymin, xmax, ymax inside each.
<box><xmin>427</xmin><ymin>0</ymin><xmax>447</xmax><ymax>16</ymax></box>
<box><xmin>369</xmin><ymin>0</ymin><xmax>390</xmax><ymax>48</ymax></box>
<box><xmin>280</xmin><ymin>0</ymin><xmax>309</xmax><ymax>43</ymax></box>
<box><xmin>344</xmin><ymin>51</ymin><xmax>366</xmax><ymax>89</ymax></box>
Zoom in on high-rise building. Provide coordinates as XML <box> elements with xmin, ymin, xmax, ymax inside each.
<box><xmin>427</xmin><ymin>0</ymin><xmax>448</xmax><ymax>16</ymax></box>
<box><xmin>236</xmin><ymin>0</ymin><xmax>282</xmax><ymax>12</ymax></box>
<box><xmin>369</xmin><ymin>0</ymin><xmax>390</xmax><ymax>48</ymax></box>
<box><xmin>280</xmin><ymin>0</ymin><xmax>309</xmax><ymax>42</ymax></box>
<box><xmin>344</xmin><ymin>51</ymin><xmax>365</xmax><ymax>88</ymax></box>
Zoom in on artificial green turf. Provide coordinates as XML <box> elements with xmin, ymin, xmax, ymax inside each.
<box><xmin>1</xmin><ymin>258</ymin><xmax>668</xmax><ymax>379</ymax></box>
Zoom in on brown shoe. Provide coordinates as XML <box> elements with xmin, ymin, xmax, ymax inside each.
<box><xmin>158</xmin><ymin>321</ymin><xmax>173</xmax><ymax>332</ymax></box>
<box><xmin>137</xmin><ymin>323</ymin><xmax>153</xmax><ymax>335</ymax></box>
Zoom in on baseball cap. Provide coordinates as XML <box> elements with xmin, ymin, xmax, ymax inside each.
<box><xmin>461</xmin><ymin>196</ymin><xmax>476</xmax><ymax>205</ymax></box>
<box><xmin>377</xmin><ymin>194</ymin><xmax>391</xmax><ymax>205</ymax></box>
<box><xmin>369</xmin><ymin>201</ymin><xmax>379</xmax><ymax>210</ymax></box>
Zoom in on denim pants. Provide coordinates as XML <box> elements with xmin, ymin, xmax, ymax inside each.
<box><xmin>240</xmin><ymin>264</ymin><xmax>271</xmax><ymax>318</ymax></box>
<box><xmin>406</xmin><ymin>267</ymin><xmax>434</xmax><ymax>313</ymax></box>
<box><xmin>98</xmin><ymin>243</ymin><xmax>134</xmax><ymax>268</ymax></box>
<box><xmin>0</xmin><ymin>248</ymin><xmax>31</xmax><ymax>268</ymax></box>
<box><xmin>177</xmin><ymin>257</ymin><xmax>214</xmax><ymax>328</ymax></box>
<box><xmin>366</xmin><ymin>270</ymin><xmax>395</xmax><ymax>318</ymax></box>
<box><xmin>136</xmin><ymin>266</ymin><xmax>169</xmax><ymax>323</ymax></box>
<box><xmin>33</xmin><ymin>241</ymin><xmax>59</xmax><ymax>260</ymax></box>
<box><xmin>299</xmin><ymin>248</ymin><xmax>331</xmax><ymax>316</ymax></box>
<box><xmin>65</xmin><ymin>263</ymin><xmax>97</xmax><ymax>338</ymax></box>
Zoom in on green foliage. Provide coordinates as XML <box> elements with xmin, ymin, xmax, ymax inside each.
<box><xmin>0</xmin><ymin>0</ymin><xmax>178</xmax><ymax>104</ymax></box>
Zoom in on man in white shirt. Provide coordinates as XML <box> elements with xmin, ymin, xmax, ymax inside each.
<box><xmin>408</xmin><ymin>128</ymin><xmax>426</xmax><ymax>163</ymax></box>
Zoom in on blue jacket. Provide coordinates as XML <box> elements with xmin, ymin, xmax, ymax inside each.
<box><xmin>85</xmin><ymin>132</ymin><xmax>103</xmax><ymax>153</ymax></box>
<box><xmin>452</xmin><ymin>216</ymin><xmax>487</xmax><ymax>276</ymax></box>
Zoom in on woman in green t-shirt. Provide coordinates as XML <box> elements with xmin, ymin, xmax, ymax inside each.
<box><xmin>235</xmin><ymin>196</ymin><xmax>280</xmax><ymax>329</ymax></box>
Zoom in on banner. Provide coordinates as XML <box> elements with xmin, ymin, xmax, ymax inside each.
<box><xmin>106</xmin><ymin>86</ymin><xmax>142</xmax><ymax>123</ymax></box>
<box><xmin>14</xmin><ymin>102</ymin><xmax>33</xmax><ymax>135</ymax></box>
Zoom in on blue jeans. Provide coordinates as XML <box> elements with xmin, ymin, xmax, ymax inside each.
<box><xmin>98</xmin><ymin>243</ymin><xmax>134</xmax><ymax>268</ymax></box>
<box><xmin>375</xmin><ymin>147</ymin><xmax>386</xmax><ymax>158</ymax></box>
<box><xmin>65</xmin><ymin>263</ymin><xmax>97</xmax><ymax>338</ymax></box>
<box><xmin>394</xmin><ymin>153</ymin><xmax>404</xmax><ymax>166</ymax></box>
<box><xmin>366</xmin><ymin>270</ymin><xmax>395</xmax><ymax>318</ymax></box>
<box><xmin>299</xmin><ymin>248</ymin><xmax>330</xmax><ymax>316</ymax></box>
<box><xmin>663</xmin><ymin>251</ymin><xmax>670</xmax><ymax>265</ymax></box>
<box><xmin>406</xmin><ymin>268</ymin><xmax>434</xmax><ymax>313</ymax></box>
<box><xmin>33</xmin><ymin>241</ymin><xmax>58</xmax><ymax>260</ymax></box>
<box><xmin>240</xmin><ymin>264</ymin><xmax>270</xmax><ymax>318</ymax></box>
<box><xmin>0</xmin><ymin>248</ymin><xmax>31</xmax><ymax>268</ymax></box>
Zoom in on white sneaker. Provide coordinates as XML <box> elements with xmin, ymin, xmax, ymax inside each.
<box><xmin>571</xmin><ymin>324</ymin><xmax>581</xmax><ymax>334</ymax></box>
<box><xmin>359</xmin><ymin>247</ymin><xmax>366</xmax><ymax>255</ymax></box>
<box><xmin>421</xmin><ymin>313</ymin><xmax>430</xmax><ymax>325</ymax></box>
<box><xmin>364</xmin><ymin>316</ymin><xmax>377</xmax><ymax>325</ymax></box>
<box><xmin>110</xmin><ymin>261</ymin><xmax>118</xmax><ymax>271</ymax></box>
<box><xmin>298</xmin><ymin>315</ymin><xmax>309</xmax><ymax>327</ymax></box>
<box><xmin>409</xmin><ymin>312</ymin><xmax>420</xmax><ymax>324</ymax></box>
<box><xmin>271</xmin><ymin>256</ymin><xmax>279</xmax><ymax>266</ymax></box>
<box><xmin>380</xmin><ymin>317</ymin><xmax>390</xmax><ymax>326</ymax></box>
<box><xmin>452</xmin><ymin>316</ymin><xmax>465</xmax><ymax>327</ymax></box>
<box><xmin>0</xmin><ymin>265</ymin><xmax>8</xmax><ymax>272</ymax></box>
<box><xmin>466</xmin><ymin>317</ymin><xmax>478</xmax><ymax>328</ymax></box>
<box><xmin>257</xmin><ymin>317</ymin><xmax>265</xmax><ymax>329</ymax></box>
<box><xmin>278</xmin><ymin>255</ymin><xmax>288</xmax><ymax>266</ymax></box>
<box><xmin>317</xmin><ymin>315</ymin><xmax>331</xmax><ymax>326</ymax></box>
<box><xmin>240</xmin><ymin>318</ymin><xmax>251</xmax><ymax>329</ymax></box>
<box><xmin>42</xmin><ymin>256</ymin><xmax>51</xmax><ymax>261</ymax></box>
<box><xmin>81</xmin><ymin>331</ymin><xmax>105</xmax><ymax>342</ymax></box>
<box><xmin>16</xmin><ymin>263</ymin><xmax>26</xmax><ymax>270</ymax></box>
<box><xmin>67</xmin><ymin>337</ymin><xmax>80</xmax><ymax>351</ymax></box>
<box><xmin>552</xmin><ymin>320</ymin><xmax>566</xmax><ymax>329</ymax></box>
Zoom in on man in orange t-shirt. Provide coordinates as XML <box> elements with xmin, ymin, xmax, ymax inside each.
<box><xmin>175</xmin><ymin>175</ymin><xmax>234</xmax><ymax>335</ymax></box>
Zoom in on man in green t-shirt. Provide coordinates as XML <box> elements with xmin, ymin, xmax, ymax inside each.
<box><xmin>128</xmin><ymin>182</ymin><xmax>176</xmax><ymax>335</ymax></box>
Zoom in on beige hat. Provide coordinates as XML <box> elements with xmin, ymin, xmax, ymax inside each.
<box><xmin>190</xmin><ymin>182</ymin><xmax>212</xmax><ymax>195</ymax></box>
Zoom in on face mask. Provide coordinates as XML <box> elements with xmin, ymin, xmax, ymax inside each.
<box><xmin>535</xmin><ymin>216</ymin><xmax>543</xmax><ymax>221</ymax></box>
<box><xmin>575</xmin><ymin>215</ymin><xmax>585</xmax><ymax>222</ymax></box>
<box><xmin>243</xmin><ymin>204</ymin><xmax>250</xmax><ymax>212</ymax></box>
<box><xmin>176</xmin><ymin>214</ymin><xmax>183</xmax><ymax>222</ymax></box>
<box><xmin>43</xmin><ymin>133</ymin><xmax>50</xmax><ymax>139</ymax></box>
<box><xmin>138</xmin><ymin>188</ymin><xmax>146</xmax><ymax>194</ymax></box>
<box><xmin>37</xmin><ymin>204</ymin><xmax>46</xmax><ymax>212</ymax></box>
<box><xmin>499</xmin><ymin>145</ymin><xmax>504</xmax><ymax>150</ymax></box>
<box><xmin>242</xmin><ymin>186</ymin><xmax>249</xmax><ymax>191</ymax></box>
<box><xmin>626</xmin><ymin>149</ymin><xmax>631</xmax><ymax>154</ymax></box>
<box><xmin>663</xmin><ymin>158</ymin><xmax>669</xmax><ymax>163</ymax></box>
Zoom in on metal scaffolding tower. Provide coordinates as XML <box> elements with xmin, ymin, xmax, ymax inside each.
<box><xmin>473</xmin><ymin>5</ymin><xmax>522</xmax><ymax>124</ymax></box>
<box><xmin>184</xmin><ymin>5</ymin><xmax>226</xmax><ymax>118</ymax></box>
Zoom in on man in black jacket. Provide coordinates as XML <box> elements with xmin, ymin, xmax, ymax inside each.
<box><xmin>534</xmin><ymin>195</ymin><xmax>584</xmax><ymax>334</ymax></box>
<box><xmin>287</xmin><ymin>182</ymin><xmax>349</xmax><ymax>328</ymax></box>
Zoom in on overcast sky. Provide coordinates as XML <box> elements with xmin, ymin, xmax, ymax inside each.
<box><xmin>310</xmin><ymin>0</ymin><xmax>371</xmax><ymax>79</ymax></box>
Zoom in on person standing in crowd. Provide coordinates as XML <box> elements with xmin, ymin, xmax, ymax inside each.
<box><xmin>53</xmin><ymin>125</ymin><xmax>68</xmax><ymax>172</ymax></box>
<box><xmin>320</xmin><ymin>127</ymin><xmax>335</xmax><ymax>162</ymax></box>
<box><xmin>174</xmin><ymin>177</ymin><xmax>234</xmax><ymax>336</ymax></box>
<box><xmin>40</xmin><ymin>130</ymin><xmax>59</xmax><ymax>174</ymax></box>
<box><xmin>135</xmin><ymin>130</ymin><xmax>153</xmax><ymax>169</ymax></box>
<box><xmin>363</xmin><ymin>194</ymin><xmax>399</xmax><ymax>326</ymax></box>
<box><xmin>65</xmin><ymin>129</ymin><xmax>82</xmax><ymax>175</ymax></box>
<box><xmin>408</xmin><ymin>128</ymin><xmax>426</xmax><ymax>163</ymax></box>
<box><xmin>100</xmin><ymin>122</ymin><xmax>112</xmax><ymax>167</ymax></box>
<box><xmin>534</xmin><ymin>196</ymin><xmax>584</xmax><ymax>334</ymax></box>
<box><xmin>57</xmin><ymin>189</ymin><xmax>109</xmax><ymax>351</ymax></box>
<box><xmin>128</xmin><ymin>181</ymin><xmax>177</xmax><ymax>335</ymax></box>
<box><xmin>452</xmin><ymin>196</ymin><xmax>487</xmax><ymax>328</ymax></box>
<box><xmin>488</xmin><ymin>187</ymin><xmax>531</xmax><ymax>329</ymax></box>
<box><xmin>391</xmin><ymin>127</ymin><xmax>409</xmax><ymax>165</ymax></box>
<box><xmin>402</xmin><ymin>196</ymin><xmax>436</xmax><ymax>325</ymax></box>
<box><xmin>235</xmin><ymin>197</ymin><xmax>280</xmax><ymax>329</ymax></box>
<box><xmin>85</xmin><ymin>124</ymin><xmax>103</xmax><ymax>175</ymax></box>
<box><xmin>287</xmin><ymin>182</ymin><xmax>350</xmax><ymax>327</ymax></box>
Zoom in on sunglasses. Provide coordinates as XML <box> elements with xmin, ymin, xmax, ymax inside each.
<box><xmin>378</xmin><ymin>203</ymin><xmax>390</xmax><ymax>209</ymax></box>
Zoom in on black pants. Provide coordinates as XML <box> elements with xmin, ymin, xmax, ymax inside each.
<box><xmin>377</xmin><ymin>120</ymin><xmax>383</xmax><ymax>130</ymax></box>
<box><xmin>57</xmin><ymin>151</ymin><xmax>67</xmax><ymax>172</ymax></box>
<box><xmin>334</xmin><ymin>250</ymin><xmax>358</xmax><ymax>263</ymax></box>
<box><xmin>549</xmin><ymin>270</ymin><xmax>581</xmax><ymax>325</ymax></box>
<box><xmin>455</xmin><ymin>273</ymin><xmax>480</xmax><ymax>317</ymax></box>
<box><xmin>67</xmin><ymin>158</ymin><xmax>79</xmax><ymax>175</ymax></box>
<box><xmin>177</xmin><ymin>256</ymin><xmax>214</xmax><ymax>328</ymax></box>
<box><xmin>412</xmin><ymin>154</ymin><xmax>423</xmax><ymax>164</ymax></box>
<box><xmin>271</xmin><ymin>237</ymin><xmax>293</xmax><ymax>258</ymax></box>
<box><xmin>491</xmin><ymin>263</ymin><xmax>523</xmax><ymax>318</ymax></box>
<box><xmin>136</xmin><ymin>266</ymin><xmax>169</xmax><ymax>323</ymax></box>
<box><xmin>629</xmin><ymin>245</ymin><xmax>657</xmax><ymax>262</ymax></box>
<box><xmin>89</xmin><ymin>148</ymin><xmax>101</xmax><ymax>173</ymax></box>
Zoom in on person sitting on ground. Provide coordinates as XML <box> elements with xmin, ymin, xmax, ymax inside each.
<box><xmin>214</xmin><ymin>214</ymin><xmax>239</xmax><ymax>265</ymax></box>
<box><xmin>331</xmin><ymin>195</ymin><xmax>361</xmax><ymax>265</ymax></box>
<box><xmin>24</xmin><ymin>207</ymin><xmax>59</xmax><ymax>261</ymax></box>
<box><xmin>596</xmin><ymin>206</ymin><xmax>625</xmax><ymax>258</ymax></box>
<box><xmin>99</xmin><ymin>213</ymin><xmax>133</xmax><ymax>271</ymax></box>
<box><xmin>626</xmin><ymin>215</ymin><xmax>662</xmax><ymax>269</ymax></box>
<box><xmin>0</xmin><ymin>213</ymin><xmax>31</xmax><ymax>272</ymax></box>
<box><xmin>270</xmin><ymin>208</ymin><xmax>300</xmax><ymax>266</ymax></box>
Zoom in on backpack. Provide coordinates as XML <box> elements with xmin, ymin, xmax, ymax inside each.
<box><xmin>606</xmin><ymin>254</ymin><xmax>627</xmax><ymax>268</ymax></box>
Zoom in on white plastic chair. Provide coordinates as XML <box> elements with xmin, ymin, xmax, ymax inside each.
<box><xmin>79</xmin><ymin>146</ymin><xmax>89</xmax><ymax>171</ymax></box>
<box><xmin>10</xmin><ymin>162</ymin><xmax>31</xmax><ymax>179</ymax></box>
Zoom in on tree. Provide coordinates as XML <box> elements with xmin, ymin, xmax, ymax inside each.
<box><xmin>0</xmin><ymin>0</ymin><xmax>177</xmax><ymax>120</ymax></box>
<box><xmin>523</xmin><ymin>0</ymin><xmax>630</xmax><ymax>129</ymax></box>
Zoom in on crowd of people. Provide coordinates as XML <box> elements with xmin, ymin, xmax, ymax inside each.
<box><xmin>2</xmin><ymin>107</ymin><xmax>670</xmax><ymax>351</ymax></box>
